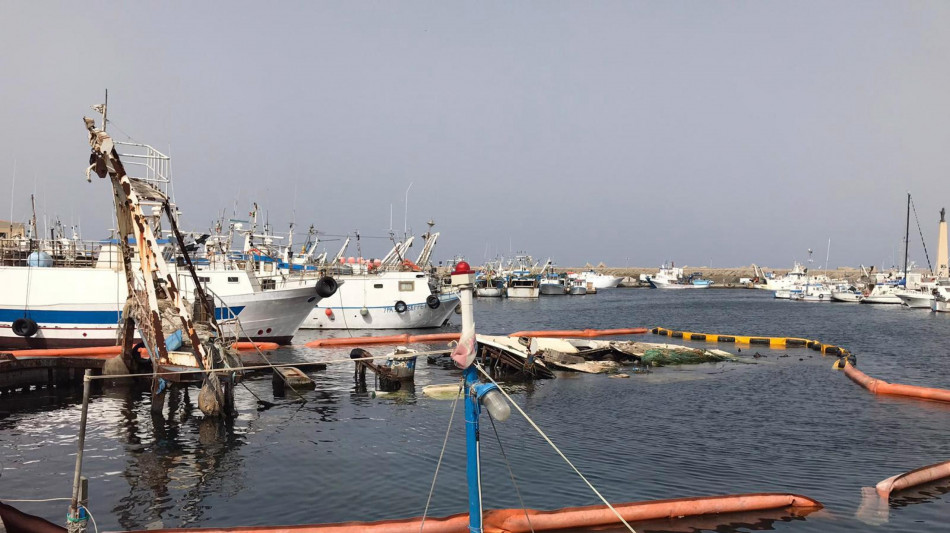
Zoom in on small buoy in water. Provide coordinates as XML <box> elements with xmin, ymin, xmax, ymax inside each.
<box><xmin>360</xmin><ymin>307</ymin><xmax>369</xmax><ymax>316</ymax></box>
<box><xmin>325</xmin><ymin>308</ymin><xmax>333</xmax><ymax>317</ymax></box>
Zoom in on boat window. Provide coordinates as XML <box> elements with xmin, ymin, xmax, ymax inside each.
<box><xmin>399</xmin><ymin>281</ymin><xmax>414</xmax><ymax>292</ymax></box>
<box><xmin>374</xmin><ymin>283</ymin><xmax>384</xmax><ymax>289</ymax></box>
<box><xmin>228</xmin><ymin>276</ymin><xmax>239</xmax><ymax>283</ymax></box>
<box><xmin>261</xmin><ymin>279</ymin><xmax>276</xmax><ymax>290</ymax></box>
<box><xmin>198</xmin><ymin>276</ymin><xmax>211</xmax><ymax>283</ymax></box>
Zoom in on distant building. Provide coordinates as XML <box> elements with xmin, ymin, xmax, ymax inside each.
<box><xmin>0</xmin><ymin>220</ymin><xmax>25</xmax><ymax>239</ymax></box>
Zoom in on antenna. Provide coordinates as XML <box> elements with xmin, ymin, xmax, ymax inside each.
<box><xmin>9</xmin><ymin>158</ymin><xmax>15</xmax><ymax>228</ymax></box>
<box><xmin>404</xmin><ymin>182</ymin><xmax>413</xmax><ymax>237</ymax></box>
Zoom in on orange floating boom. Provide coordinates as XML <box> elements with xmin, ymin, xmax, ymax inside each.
<box><xmin>508</xmin><ymin>328</ymin><xmax>648</xmax><ymax>338</ymax></box>
<box><xmin>7</xmin><ymin>346</ymin><xmax>123</xmax><ymax>358</ymax></box>
<box><xmin>840</xmin><ymin>362</ymin><xmax>950</xmax><ymax>403</ymax></box>
<box><xmin>305</xmin><ymin>335</ymin><xmax>412</xmax><ymax>348</ymax></box>
<box><xmin>876</xmin><ymin>460</ymin><xmax>950</xmax><ymax>498</ymax></box>
<box><xmin>124</xmin><ymin>493</ymin><xmax>821</xmax><ymax>533</ymax></box>
<box><xmin>231</xmin><ymin>342</ymin><xmax>280</xmax><ymax>351</ymax></box>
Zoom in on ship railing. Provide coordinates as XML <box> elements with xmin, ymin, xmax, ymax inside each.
<box><xmin>0</xmin><ymin>237</ymin><xmax>108</xmax><ymax>268</ymax></box>
<box><xmin>114</xmin><ymin>141</ymin><xmax>171</xmax><ymax>196</ymax></box>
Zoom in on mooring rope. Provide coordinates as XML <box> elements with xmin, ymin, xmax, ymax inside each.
<box><xmin>419</xmin><ymin>378</ymin><xmax>463</xmax><ymax>532</ymax></box>
<box><xmin>487</xmin><ymin>409</ymin><xmax>535</xmax><ymax>533</ymax></box>
<box><xmin>475</xmin><ymin>363</ymin><xmax>637</xmax><ymax>533</ymax></box>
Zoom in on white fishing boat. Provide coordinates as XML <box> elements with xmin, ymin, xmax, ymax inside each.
<box><xmin>300</xmin><ymin>268</ymin><xmax>459</xmax><ymax>329</ymax></box>
<box><xmin>794</xmin><ymin>281</ymin><xmax>832</xmax><ymax>302</ymax></box>
<box><xmin>539</xmin><ymin>274</ymin><xmax>568</xmax><ymax>295</ymax></box>
<box><xmin>646</xmin><ymin>264</ymin><xmax>712</xmax><ymax>289</ymax></box>
<box><xmin>474</xmin><ymin>276</ymin><xmax>505</xmax><ymax>297</ymax></box>
<box><xmin>0</xmin><ymin>141</ymin><xmax>331</xmax><ymax>349</ymax></box>
<box><xmin>292</xmin><ymin>226</ymin><xmax>460</xmax><ymax>329</ymax></box>
<box><xmin>506</xmin><ymin>272</ymin><xmax>540</xmax><ymax>298</ymax></box>
<box><xmin>860</xmin><ymin>282</ymin><xmax>903</xmax><ymax>305</ymax></box>
<box><xmin>932</xmin><ymin>280</ymin><xmax>950</xmax><ymax>312</ymax></box>
<box><xmin>574</xmin><ymin>269</ymin><xmax>623</xmax><ymax>289</ymax></box>
<box><xmin>503</xmin><ymin>255</ymin><xmax>541</xmax><ymax>298</ymax></box>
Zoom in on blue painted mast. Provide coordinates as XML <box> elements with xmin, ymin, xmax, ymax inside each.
<box><xmin>450</xmin><ymin>260</ymin><xmax>510</xmax><ymax>532</ymax></box>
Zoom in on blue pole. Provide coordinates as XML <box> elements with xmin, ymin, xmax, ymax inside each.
<box><xmin>464</xmin><ymin>365</ymin><xmax>482</xmax><ymax>533</ymax></box>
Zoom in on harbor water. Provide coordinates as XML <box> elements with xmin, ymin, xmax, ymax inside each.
<box><xmin>1</xmin><ymin>289</ymin><xmax>949</xmax><ymax>532</ymax></box>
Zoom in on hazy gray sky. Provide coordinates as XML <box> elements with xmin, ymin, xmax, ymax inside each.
<box><xmin>2</xmin><ymin>1</ymin><xmax>949</xmax><ymax>269</ymax></box>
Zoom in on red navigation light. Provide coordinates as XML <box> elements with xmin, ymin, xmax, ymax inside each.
<box><xmin>453</xmin><ymin>261</ymin><xmax>471</xmax><ymax>275</ymax></box>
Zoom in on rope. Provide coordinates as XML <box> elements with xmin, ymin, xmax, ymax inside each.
<box><xmin>910</xmin><ymin>197</ymin><xmax>934</xmax><ymax>274</ymax></box>
<box><xmin>419</xmin><ymin>379</ymin><xmax>463</xmax><ymax>532</ymax></box>
<box><xmin>81</xmin><ymin>505</ymin><xmax>99</xmax><ymax>533</ymax></box>
<box><xmin>474</xmin><ymin>364</ymin><xmax>637</xmax><ymax>533</ymax></box>
<box><xmin>487</xmin><ymin>410</ymin><xmax>534</xmax><ymax>533</ymax></box>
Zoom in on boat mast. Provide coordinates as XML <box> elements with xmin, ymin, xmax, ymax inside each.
<box><xmin>903</xmin><ymin>192</ymin><xmax>911</xmax><ymax>283</ymax></box>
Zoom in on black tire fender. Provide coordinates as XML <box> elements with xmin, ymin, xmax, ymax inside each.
<box><xmin>426</xmin><ymin>295</ymin><xmax>440</xmax><ymax>309</ymax></box>
<box><xmin>12</xmin><ymin>317</ymin><xmax>38</xmax><ymax>337</ymax></box>
<box><xmin>394</xmin><ymin>300</ymin><xmax>408</xmax><ymax>314</ymax></box>
<box><xmin>316</xmin><ymin>276</ymin><xmax>339</xmax><ymax>298</ymax></box>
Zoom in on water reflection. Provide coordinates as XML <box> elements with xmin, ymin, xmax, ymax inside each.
<box><xmin>584</xmin><ymin>507</ymin><xmax>821</xmax><ymax>532</ymax></box>
<box><xmin>111</xmin><ymin>385</ymin><xmax>247</xmax><ymax>530</ymax></box>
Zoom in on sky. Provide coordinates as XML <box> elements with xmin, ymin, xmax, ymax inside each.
<box><xmin>1</xmin><ymin>1</ymin><xmax>949</xmax><ymax>270</ymax></box>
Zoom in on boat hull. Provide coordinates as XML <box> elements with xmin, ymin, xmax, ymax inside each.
<box><xmin>831</xmin><ymin>291</ymin><xmax>863</xmax><ymax>303</ymax></box>
<box><xmin>896</xmin><ymin>293</ymin><xmax>934</xmax><ymax>308</ymax></box>
<box><xmin>861</xmin><ymin>294</ymin><xmax>902</xmax><ymax>304</ymax></box>
<box><xmin>475</xmin><ymin>287</ymin><xmax>505</xmax><ymax>298</ymax></box>
<box><xmin>300</xmin><ymin>272</ymin><xmax>459</xmax><ymax>329</ymax></box>
<box><xmin>0</xmin><ymin>266</ymin><xmax>317</xmax><ymax>349</ymax></box>
<box><xmin>507</xmin><ymin>287</ymin><xmax>540</xmax><ymax>298</ymax></box>
<box><xmin>539</xmin><ymin>283</ymin><xmax>567</xmax><ymax>295</ymax></box>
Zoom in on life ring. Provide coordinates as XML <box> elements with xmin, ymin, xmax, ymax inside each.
<box><xmin>394</xmin><ymin>300</ymin><xmax>408</xmax><ymax>314</ymax></box>
<box><xmin>12</xmin><ymin>317</ymin><xmax>38</xmax><ymax>337</ymax></box>
<box><xmin>426</xmin><ymin>295</ymin><xmax>441</xmax><ymax>309</ymax></box>
<box><xmin>248</xmin><ymin>248</ymin><xmax>263</xmax><ymax>257</ymax></box>
<box><xmin>315</xmin><ymin>276</ymin><xmax>339</xmax><ymax>298</ymax></box>
<box><xmin>818</xmin><ymin>294</ymin><xmax>824</xmax><ymax>300</ymax></box>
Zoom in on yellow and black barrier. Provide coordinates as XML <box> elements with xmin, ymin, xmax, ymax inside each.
<box><xmin>650</xmin><ymin>327</ymin><xmax>849</xmax><ymax>356</ymax></box>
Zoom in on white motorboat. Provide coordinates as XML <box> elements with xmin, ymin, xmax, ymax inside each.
<box><xmin>932</xmin><ymin>280</ymin><xmax>950</xmax><ymax>312</ymax></box>
<box><xmin>860</xmin><ymin>282</ymin><xmax>903</xmax><ymax>305</ymax></box>
<box><xmin>896</xmin><ymin>290</ymin><xmax>934</xmax><ymax>308</ymax></box>
<box><xmin>831</xmin><ymin>289</ymin><xmax>863</xmax><ymax>303</ymax></box>
<box><xmin>795</xmin><ymin>281</ymin><xmax>833</xmax><ymax>302</ymax></box>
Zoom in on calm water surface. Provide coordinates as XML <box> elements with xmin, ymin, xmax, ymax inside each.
<box><xmin>1</xmin><ymin>289</ymin><xmax>949</xmax><ymax>532</ymax></box>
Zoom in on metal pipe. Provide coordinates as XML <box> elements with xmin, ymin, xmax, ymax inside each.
<box><xmin>68</xmin><ymin>369</ymin><xmax>93</xmax><ymax>522</ymax></box>
<box><xmin>464</xmin><ymin>365</ymin><xmax>482</xmax><ymax>533</ymax></box>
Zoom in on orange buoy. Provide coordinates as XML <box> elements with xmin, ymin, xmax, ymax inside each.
<box><xmin>840</xmin><ymin>362</ymin><xmax>950</xmax><ymax>403</ymax></box>
<box><xmin>508</xmin><ymin>328</ymin><xmax>648</xmax><ymax>338</ymax></box>
<box><xmin>875</xmin><ymin>460</ymin><xmax>950</xmax><ymax>498</ymax></box>
<box><xmin>325</xmin><ymin>308</ymin><xmax>334</xmax><ymax>317</ymax></box>
<box><xmin>231</xmin><ymin>342</ymin><xmax>280</xmax><ymax>351</ymax></box>
<box><xmin>123</xmin><ymin>493</ymin><xmax>821</xmax><ymax>532</ymax></box>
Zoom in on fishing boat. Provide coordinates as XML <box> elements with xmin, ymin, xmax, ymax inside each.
<box><xmin>831</xmin><ymin>288</ymin><xmax>864</xmax><ymax>303</ymax></box>
<box><xmin>504</xmin><ymin>255</ymin><xmax>541</xmax><ymax>298</ymax></box>
<box><xmin>568</xmin><ymin>277</ymin><xmax>588</xmax><ymax>295</ymax></box>
<box><xmin>574</xmin><ymin>269</ymin><xmax>623</xmax><ymax>289</ymax></box>
<box><xmin>474</xmin><ymin>274</ymin><xmax>506</xmax><ymax>297</ymax></box>
<box><xmin>0</xmin><ymin>143</ymin><xmax>333</xmax><ymax>349</ymax></box>
<box><xmin>794</xmin><ymin>281</ymin><xmax>833</xmax><ymax>302</ymax></box>
<box><xmin>539</xmin><ymin>274</ymin><xmax>568</xmax><ymax>295</ymax></box>
<box><xmin>646</xmin><ymin>264</ymin><xmax>712</xmax><ymax>289</ymax></box>
<box><xmin>297</xmin><ymin>227</ymin><xmax>460</xmax><ymax>329</ymax></box>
